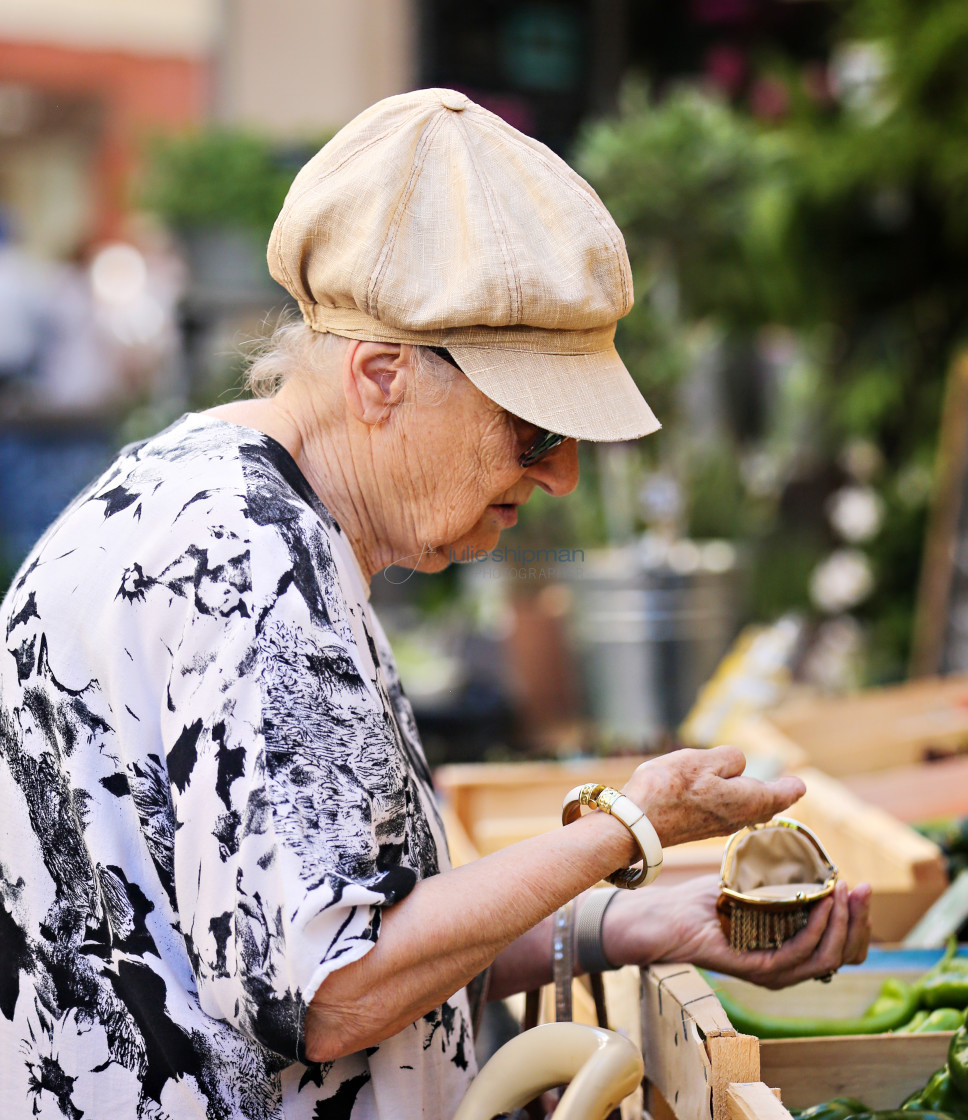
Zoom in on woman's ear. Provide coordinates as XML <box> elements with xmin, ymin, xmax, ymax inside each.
<box><xmin>342</xmin><ymin>341</ymin><xmax>411</xmax><ymax>426</ymax></box>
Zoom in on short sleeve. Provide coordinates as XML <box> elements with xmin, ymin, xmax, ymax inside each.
<box><xmin>157</xmin><ymin>496</ymin><xmax>432</xmax><ymax>1062</ymax></box>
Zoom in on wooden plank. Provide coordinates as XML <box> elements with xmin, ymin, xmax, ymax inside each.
<box><xmin>742</xmin><ymin>676</ymin><xmax>968</xmax><ymax>777</ymax></box>
<box><xmin>641</xmin><ymin>965</ymin><xmax>744</xmax><ymax>1120</ymax></box>
<box><xmin>758</xmin><ymin>1033</ymin><xmax>951</xmax><ymax>1111</ymax></box>
<box><xmin>435</xmin><ymin>756</ymin><xmax>654</xmax><ymax>833</ymax></box>
<box><xmin>868</xmin><ymin>886</ymin><xmax>954</xmax><ymax>944</ymax></box>
<box><xmin>537</xmin><ymin>975</ymin><xmax>600</xmax><ymax>1027</ymax></box>
<box><xmin>600</xmin><ymin>966</ymin><xmax>644</xmax><ymax>1045</ymax></box>
<box><xmin>904</xmin><ymin>870</ymin><xmax>968</xmax><ymax>948</ymax></box>
<box><xmin>437</xmin><ymin>802</ymin><xmax>480</xmax><ymax>868</ymax></box>
<box><xmin>793</xmin><ymin>768</ymin><xmax>947</xmax><ymax>889</ymax></box>
<box><xmin>647</xmin><ymin>963</ymin><xmax>738</xmax><ymax>1035</ymax></box>
<box><xmin>472</xmin><ymin>815</ymin><xmax>565</xmax><ymax>854</ymax></box>
<box><xmin>641</xmin><ymin>966</ymin><xmax>715</xmax><ymax>1120</ymax></box>
<box><xmin>709</xmin><ymin>1036</ymin><xmax>760</xmax><ymax>1120</ymax></box>
<box><xmin>648</xmin><ymin>964</ymin><xmax>954</xmax><ymax>1120</ymax></box>
<box><xmin>713</xmin><ymin>968</ymin><xmax>953</xmax><ymax>1111</ymax></box>
<box><xmin>651</xmin><ymin>1087</ymin><xmax>680</xmax><ymax>1120</ymax></box>
<box><xmin>911</xmin><ymin>349</ymin><xmax>968</xmax><ymax>677</ymax></box>
<box><xmin>727</xmin><ymin>1083</ymin><xmax>792</xmax><ymax>1120</ymax></box>
<box><xmin>842</xmin><ymin>755</ymin><xmax>968</xmax><ymax>823</ymax></box>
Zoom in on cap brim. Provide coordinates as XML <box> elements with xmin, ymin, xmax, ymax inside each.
<box><xmin>447</xmin><ymin>343</ymin><xmax>661</xmax><ymax>442</ymax></box>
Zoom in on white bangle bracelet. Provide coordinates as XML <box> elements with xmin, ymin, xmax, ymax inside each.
<box><xmin>561</xmin><ymin>783</ymin><xmax>663</xmax><ymax>890</ymax></box>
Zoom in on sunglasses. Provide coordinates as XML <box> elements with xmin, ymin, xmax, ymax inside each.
<box><xmin>426</xmin><ymin>347</ymin><xmax>568</xmax><ymax>468</ymax></box>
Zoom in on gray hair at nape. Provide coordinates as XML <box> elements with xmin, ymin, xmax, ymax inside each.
<box><xmin>244</xmin><ymin>316</ymin><xmax>460</xmax><ymax>404</ymax></box>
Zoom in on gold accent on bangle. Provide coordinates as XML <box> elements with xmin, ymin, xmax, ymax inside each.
<box><xmin>562</xmin><ymin>783</ymin><xmax>663</xmax><ymax>890</ymax></box>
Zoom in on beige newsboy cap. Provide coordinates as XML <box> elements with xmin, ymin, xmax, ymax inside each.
<box><xmin>268</xmin><ymin>87</ymin><xmax>660</xmax><ymax>442</ymax></box>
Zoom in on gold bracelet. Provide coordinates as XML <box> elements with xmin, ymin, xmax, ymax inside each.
<box><xmin>561</xmin><ymin>783</ymin><xmax>663</xmax><ymax>890</ymax></box>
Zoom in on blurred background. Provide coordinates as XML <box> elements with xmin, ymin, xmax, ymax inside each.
<box><xmin>4</xmin><ymin>0</ymin><xmax>968</xmax><ymax>766</ymax></box>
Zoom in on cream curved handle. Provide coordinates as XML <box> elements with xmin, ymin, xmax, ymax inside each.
<box><xmin>452</xmin><ymin>1022</ymin><xmax>644</xmax><ymax>1120</ymax></box>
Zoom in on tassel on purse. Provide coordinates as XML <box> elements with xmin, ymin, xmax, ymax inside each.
<box><xmin>716</xmin><ymin>817</ymin><xmax>838</xmax><ymax>952</ymax></box>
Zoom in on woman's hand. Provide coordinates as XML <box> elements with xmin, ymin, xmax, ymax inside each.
<box><xmin>620</xmin><ymin>746</ymin><xmax>806</xmax><ymax>849</ymax></box>
<box><xmin>602</xmin><ymin>873</ymin><xmax>872</xmax><ymax>988</ymax></box>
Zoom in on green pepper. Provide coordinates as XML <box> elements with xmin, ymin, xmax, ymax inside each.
<box><xmin>868</xmin><ymin>980</ymin><xmax>918</xmax><ymax>1019</ymax></box>
<box><xmin>948</xmin><ymin>1024</ymin><xmax>968</xmax><ymax>1098</ymax></box>
<box><xmin>791</xmin><ymin>1098</ymin><xmax>870</xmax><ymax>1120</ymax></box>
<box><xmin>920</xmin><ymin>942</ymin><xmax>968</xmax><ymax>983</ymax></box>
<box><xmin>897</xmin><ymin>1012</ymin><xmax>931</xmax><ymax>1034</ymax></box>
<box><xmin>905</xmin><ymin>1071</ymin><xmax>968</xmax><ymax>1120</ymax></box>
<box><xmin>848</xmin><ymin>1110</ymin><xmax>962</xmax><ymax>1120</ymax></box>
<box><xmin>902</xmin><ymin>1068</ymin><xmax>968</xmax><ymax>1120</ymax></box>
<box><xmin>901</xmin><ymin>1027</ymin><xmax>968</xmax><ymax>1120</ymax></box>
<box><xmin>915</xmin><ymin>1010</ymin><xmax>965</xmax><ymax>1034</ymax></box>
<box><xmin>715</xmin><ymin>978</ymin><xmax>920</xmax><ymax>1040</ymax></box>
<box><xmin>919</xmin><ymin>976</ymin><xmax>968</xmax><ymax>1011</ymax></box>
<box><xmin>904</xmin><ymin>1069</ymin><xmax>950</xmax><ymax>1111</ymax></box>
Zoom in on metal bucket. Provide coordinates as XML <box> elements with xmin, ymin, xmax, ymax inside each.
<box><xmin>567</xmin><ymin>541</ymin><xmax>742</xmax><ymax>744</ymax></box>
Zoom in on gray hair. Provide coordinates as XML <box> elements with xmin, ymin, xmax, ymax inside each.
<box><xmin>245</xmin><ymin>317</ymin><xmax>459</xmax><ymax>403</ymax></box>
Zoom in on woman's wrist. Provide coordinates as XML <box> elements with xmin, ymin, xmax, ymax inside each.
<box><xmin>562</xmin><ymin>784</ymin><xmax>663</xmax><ymax>889</ymax></box>
<box><xmin>598</xmin><ymin>884</ymin><xmax>680</xmax><ymax>969</ymax></box>
<box><xmin>571</xmin><ymin>798</ymin><xmax>642</xmax><ymax>868</ymax></box>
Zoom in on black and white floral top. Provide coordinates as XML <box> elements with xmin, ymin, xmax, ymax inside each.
<box><xmin>0</xmin><ymin>414</ymin><xmax>474</xmax><ymax>1120</ymax></box>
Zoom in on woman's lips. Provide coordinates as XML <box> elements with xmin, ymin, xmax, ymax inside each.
<box><xmin>489</xmin><ymin>503</ymin><xmax>519</xmax><ymax>527</ymax></box>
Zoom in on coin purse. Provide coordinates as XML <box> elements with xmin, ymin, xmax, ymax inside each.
<box><xmin>716</xmin><ymin>817</ymin><xmax>838</xmax><ymax>952</ymax></box>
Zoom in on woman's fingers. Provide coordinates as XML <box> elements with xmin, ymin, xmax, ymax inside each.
<box><xmin>759</xmin><ymin>894</ymin><xmax>837</xmax><ymax>981</ymax></box>
<box><xmin>843</xmin><ymin>883</ymin><xmax>873</xmax><ymax>965</ymax></box>
<box><xmin>624</xmin><ymin>748</ymin><xmax>806</xmax><ymax>849</ymax></box>
<box><xmin>813</xmin><ymin>880</ymin><xmax>852</xmax><ymax>966</ymax></box>
<box><xmin>753</xmin><ymin>882</ymin><xmax>864</xmax><ymax>988</ymax></box>
<box><xmin>767</xmin><ymin>775</ymin><xmax>807</xmax><ymax>814</ymax></box>
<box><xmin>717</xmin><ymin>773</ymin><xmax>806</xmax><ymax>831</ymax></box>
<box><xmin>707</xmin><ymin>744</ymin><xmax>748</xmax><ymax>777</ymax></box>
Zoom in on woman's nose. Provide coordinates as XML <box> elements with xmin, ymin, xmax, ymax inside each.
<box><xmin>525</xmin><ymin>438</ymin><xmax>580</xmax><ymax>496</ymax></box>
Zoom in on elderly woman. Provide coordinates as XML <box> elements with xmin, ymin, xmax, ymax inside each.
<box><xmin>0</xmin><ymin>90</ymin><xmax>869</xmax><ymax>1120</ymax></box>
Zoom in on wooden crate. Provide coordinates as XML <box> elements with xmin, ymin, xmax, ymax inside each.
<box><xmin>791</xmin><ymin>768</ymin><xmax>947</xmax><ymax>941</ymax></box>
<box><xmin>735</xmin><ymin>675</ymin><xmax>968</xmax><ymax>778</ymax></box>
<box><xmin>641</xmin><ymin>963</ymin><xmax>953</xmax><ymax>1120</ymax></box>
<box><xmin>436</xmin><ymin>757</ymin><xmax>657</xmax><ymax>859</ymax></box>
<box><xmin>435</xmin><ymin>759</ymin><xmax>948</xmax><ymax>939</ymax></box>
<box><xmin>840</xmin><ymin>754</ymin><xmax>968</xmax><ymax>825</ymax></box>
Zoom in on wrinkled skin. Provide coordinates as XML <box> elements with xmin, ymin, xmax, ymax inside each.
<box><xmin>600</xmin><ymin>746</ymin><xmax>872</xmax><ymax>987</ymax></box>
<box><xmin>620</xmin><ymin>745</ymin><xmax>807</xmax><ymax>849</ymax></box>
<box><xmin>604</xmin><ymin>874</ymin><xmax>871</xmax><ymax>989</ymax></box>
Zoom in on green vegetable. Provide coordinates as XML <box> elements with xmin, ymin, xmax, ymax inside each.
<box><xmin>904</xmin><ymin>1069</ymin><xmax>950</xmax><ymax>1111</ymax></box>
<box><xmin>897</xmin><ymin>1012</ymin><xmax>931</xmax><ymax>1034</ymax></box>
<box><xmin>903</xmin><ymin>1069</ymin><xmax>968</xmax><ymax>1120</ymax></box>
<box><xmin>902</xmin><ymin>1026</ymin><xmax>968</xmax><ymax>1120</ymax></box>
<box><xmin>914</xmin><ymin>1010</ymin><xmax>966</xmax><ymax>1034</ymax></box>
<box><xmin>919</xmin><ymin>977</ymin><xmax>968</xmax><ymax>1012</ymax></box>
<box><xmin>848</xmin><ymin>1111</ymin><xmax>962</xmax><ymax>1120</ymax></box>
<box><xmin>790</xmin><ymin>1097</ymin><xmax>870</xmax><ymax>1120</ymax></box>
<box><xmin>794</xmin><ymin>1019</ymin><xmax>968</xmax><ymax>1120</ymax></box>
<box><xmin>949</xmin><ymin>1025</ymin><xmax>968</xmax><ymax>1098</ymax></box>
<box><xmin>716</xmin><ymin>978</ymin><xmax>920</xmax><ymax>1040</ymax></box>
<box><xmin>909</xmin><ymin>1061</ymin><xmax>968</xmax><ymax>1115</ymax></box>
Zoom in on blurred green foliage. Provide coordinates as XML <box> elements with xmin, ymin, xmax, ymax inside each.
<box><xmin>573</xmin><ymin>0</ymin><xmax>968</xmax><ymax>680</ymax></box>
<box><xmin>577</xmin><ymin>85</ymin><xmax>791</xmax><ymax>325</ymax></box>
<box><xmin>140</xmin><ymin>130</ymin><xmax>322</xmax><ymax>237</ymax></box>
